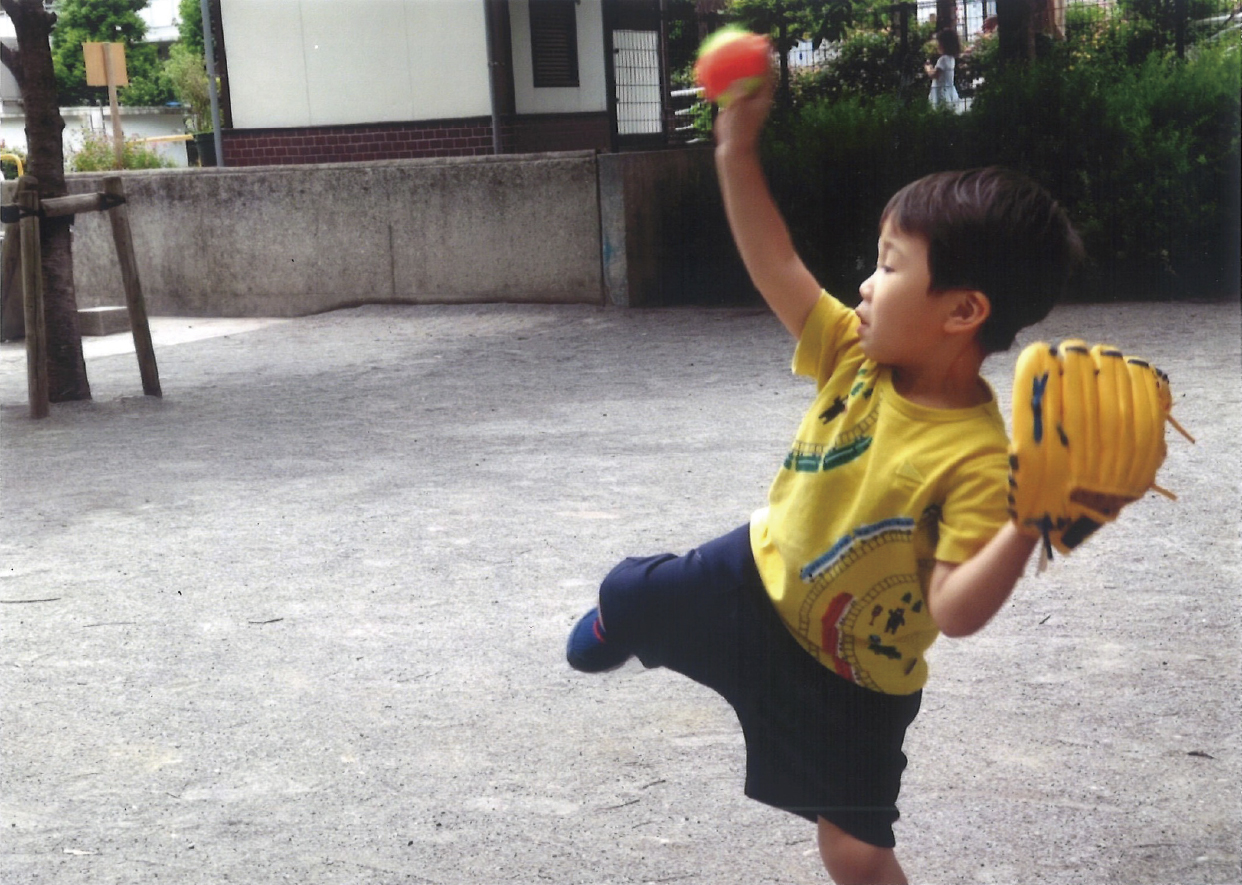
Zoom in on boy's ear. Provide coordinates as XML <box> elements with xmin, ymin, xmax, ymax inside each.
<box><xmin>943</xmin><ymin>289</ymin><xmax>990</xmax><ymax>336</ymax></box>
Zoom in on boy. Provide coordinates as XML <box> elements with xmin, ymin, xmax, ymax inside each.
<box><xmin>566</xmin><ymin>74</ymin><xmax>1082</xmax><ymax>884</ymax></box>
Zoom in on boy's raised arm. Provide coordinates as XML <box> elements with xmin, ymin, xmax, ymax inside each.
<box><xmin>714</xmin><ymin>78</ymin><xmax>823</xmax><ymax>339</ymax></box>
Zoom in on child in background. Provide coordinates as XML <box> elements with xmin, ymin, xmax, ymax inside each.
<box><xmin>567</xmin><ymin>70</ymin><xmax>1081</xmax><ymax>884</ymax></box>
<box><xmin>927</xmin><ymin>29</ymin><xmax>962</xmax><ymax>108</ymax></box>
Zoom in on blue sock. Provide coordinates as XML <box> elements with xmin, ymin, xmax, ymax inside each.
<box><xmin>566</xmin><ymin>607</ymin><xmax>630</xmax><ymax>673</ymax></box>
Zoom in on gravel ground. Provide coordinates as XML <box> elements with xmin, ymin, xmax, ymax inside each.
<box><xmin>1</xmin><ymin>300</ymin><xmax>1238</xmax><ymax>885</ymax></box>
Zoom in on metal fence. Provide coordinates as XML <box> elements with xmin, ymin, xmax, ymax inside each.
<box><xmin>782</xmin><ymin>0</ymin><xmax>1126</xmax><ymax>109</ymax></box>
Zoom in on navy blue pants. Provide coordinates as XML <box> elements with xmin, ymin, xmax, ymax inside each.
<box><xmin>598</xmin><ymin>524</ymin><xmax>921</xmax><ymax>848</ymax></box>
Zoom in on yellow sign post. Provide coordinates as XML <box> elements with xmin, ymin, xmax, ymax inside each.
<box><xmin>83</xmin><ymin>42</ymin><xmax>129</xmax><ymax>169</ymax></box>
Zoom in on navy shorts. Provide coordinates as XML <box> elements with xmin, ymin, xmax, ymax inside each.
<box><xmin>598</xmin><ymin>524</ymin><xmax>921</xmax><ymax>849</ymax></box>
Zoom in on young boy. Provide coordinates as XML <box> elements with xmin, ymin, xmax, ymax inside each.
<box><xmin>566</xmin><ymin>75</ymin><xmax>1082</xmax><ymax>884</ymax></box>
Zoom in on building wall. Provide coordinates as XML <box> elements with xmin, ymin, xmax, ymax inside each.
<box><xmin>220</xmin><ymin>113</ymin><xmax>611</xmax><ymax>167</ymax></box>
<box><xmin>508</xmin><ymin>0</ymin><xmax>609</xmax><ymax>115</ymax></box>
<box><xmin>221</xmin><ymin>0</ymin><xmax>493</xmax><ymax>129</ymax></box>
<box><xmin>216</xmin><ymin>0</ymin><xmax>614</xmax><ymax>165</ymax></box>
<box><xmin>224</xmin><ymin>118</ymin><xmax>497</xmax><ymax>166</ymax></box>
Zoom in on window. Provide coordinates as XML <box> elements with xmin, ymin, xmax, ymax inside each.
<box><xmin>530</xmin><ymin>0</ymin><xmax>579</xmax><ymax>88</ymax></box>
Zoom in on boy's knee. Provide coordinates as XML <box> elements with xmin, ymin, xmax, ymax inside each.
<box><xmin>816</xmin><ymin>817</ymin><xmax>907</xmax><ymax>885</ymax></box>
<box><xmin>598</xmin><ymin>554</ymin><xmax>674</xmax><ymax>619</ymax></box>
<box><xmin>597</xmin><ymin>553</ymin><xmax>679</xmax><ymax>663</ymax></box>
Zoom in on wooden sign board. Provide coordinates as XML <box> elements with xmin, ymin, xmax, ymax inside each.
<box><xmin>83</xmin><ymin>43</ymin><xmax>129</xmax><ymax>87</ymax></box>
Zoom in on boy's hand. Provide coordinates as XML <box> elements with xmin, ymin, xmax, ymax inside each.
<box><xmin>713</xmin><ymin>70</ymin><xmax>776</xmax><ymax>157</ymax></box>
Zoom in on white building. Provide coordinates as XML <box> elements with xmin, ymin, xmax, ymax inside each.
<box><xmin>5</xmin><ymin>0</ymin><xmax>678</xmax><ymax>171</ymax></box>
<box><xmin>214</xmin><ymin>0</ymin><xmax>673</xmax><ymax>166</ymax></box>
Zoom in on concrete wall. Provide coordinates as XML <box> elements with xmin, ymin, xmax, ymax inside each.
<box><xmin>5</xmin><ymin>149</ymin><xmax>755</xmax><ymax>318</ymax></box>
<box><xmin>61</xmin><ymin>152</ymin><xmax>604</xmax><ymax>316</ymax></box>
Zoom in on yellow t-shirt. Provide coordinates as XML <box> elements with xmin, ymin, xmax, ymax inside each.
<box><xmin>750</xmin><ymin>294</ymin><xmax>1010</xmax><ymax>695</ymax></box>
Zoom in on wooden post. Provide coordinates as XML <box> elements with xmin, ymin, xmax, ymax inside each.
<box><xmin>16</xmin><ymin>176</ymin><xmax>48</xmax><ymax>419</ymax></box>
<box><xmin>0</xmin><ymin>213</ymin><xmax>23</xmax><ymax>340</ymax></box>
<box><xmin>103</xmin><ymin>176</ymin><xmax>160</xmax><ymax>397</ymax></box>
<box><xmin>103</xmin><ymin>47</ymin><xmax>124</xmax><ymax>168</ymax></box>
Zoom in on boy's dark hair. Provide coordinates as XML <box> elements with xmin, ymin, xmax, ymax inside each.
<box><xmin>935</xmin><ymin>29</ymin><xmax>962</xmax><ymax>57</ymax></box>
<box><xmin>881</xmin><ymin>167</ymin><xmax>1083</xmax><ymax>354</ymax></box>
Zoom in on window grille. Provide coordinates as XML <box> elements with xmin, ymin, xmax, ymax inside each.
<box><xmin>614</xmin><ymin>29</ymin><xmax>662</xmax><ymax>136</ymax></box>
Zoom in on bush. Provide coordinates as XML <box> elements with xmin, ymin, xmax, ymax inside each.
<box><xmin>68</xmin><ymin>130</ymin><xmax>175</xmax><ymax>172</ymax></box>
<box><xmin>764</xmin><ymin>94</ymin><xmax>973</xmax><ymax>297</ymax></box>
<box><xmin>164</xmin><ymin>43</ymin><xmax>212</xmax><ymax>133</ymax></box>
<box><xmin>762</xmin><ymin>30</ymin><xmax>1240</xmax><ymax>301</ymax></box>
<box><xmin>967</xmin><ymin>36</ymin><xmax>1240</xmax><ymax>298</ymax></box>
<box><xmin>790</xmin><ymin>23</ymin><xmax>937</xmax><ymax>106</ymax></box>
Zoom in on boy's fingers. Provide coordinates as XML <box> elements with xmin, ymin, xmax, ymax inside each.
<box><xmin>720</xmin><ymin>72</ymin><xmax>774</xmax><ymax>113</ymax></box>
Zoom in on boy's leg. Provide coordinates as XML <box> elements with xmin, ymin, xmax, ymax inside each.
<box><xmin>571</xmin><ymin>524</ymin><xmax>755</xmax><ymax>699</ymax></box>
<box><xmin>817</xmin><ymin>818</ymin><xmax>908</xmax><ymax>885</ymax></box>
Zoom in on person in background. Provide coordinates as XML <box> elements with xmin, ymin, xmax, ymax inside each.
<box><xmin>927</xmin><ymin>29</ymin><xmax>962</xmax><ymax>108</ymax></box>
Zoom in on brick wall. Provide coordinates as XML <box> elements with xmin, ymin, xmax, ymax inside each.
<box><xmin>222</xmin><ymin>118</ymin><xmax>496</xmax><ymax>167</ymax></box>
<box><xmin>221</xmin><ymin>113</ymin><xmax>614</xmax><ymax>166</ymax></box>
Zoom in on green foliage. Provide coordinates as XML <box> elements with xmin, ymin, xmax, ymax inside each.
<box><xmin>177</xmin><ymin>0</ymin><xmax>205</xmax><ymax>56</ymax></box>
<box><xmin>727</xmin><ymin>0</ymin><xmax>882</xmax><ymax>101</ymax></box>
<box><xmin>729</xmin><ymin>0</ymin><xmax>869</xmax><ymax>48</ymax></box>
<box><xmin>790</xmin><ymin>21</ymin><xmax>937</xmax><ymax>105</ymax></box>
<box><xmin>764</xmin><ymin>27</ymin><xmax>1241</xmax><ymax>301</ymax></box>
<box><xmin>665</xmin><ymin>0</ymin><xmax>702</xmax><ymax>82</ymax></box>
<box><xmin>967</xmin><ymin>33</ymin><xmax>1240</xmax><ymax>297</ymax></box>
<box><xmin>164</xmin><ymin>42</ymin><xmax>211</xmax><ymax>132</ymax></box>
<box><xmin>764</xmin><ymin>95</ymin><xmax>972</xmax><ymax>296</ymax></box>
<box><xmin>51</xmin><ymin>0</ymin><xmax>175</xmax><ymax>107</ymax></box>
<box><xmin>67</xmin><ymin>129</ymin><xmax>174</xmax><ymax>171</ymax></box>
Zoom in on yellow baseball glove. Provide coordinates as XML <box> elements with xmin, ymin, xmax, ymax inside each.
<box><xmin>1008</xmin><ymin>340</ymin><xmax>1192</xmax><ymax>560</ymax></box>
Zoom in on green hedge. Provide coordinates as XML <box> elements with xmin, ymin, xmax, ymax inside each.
<box><xmin>764</xmin><ymin>37</ymin><xmax>1240</xmax><ymax>302</ymax></box>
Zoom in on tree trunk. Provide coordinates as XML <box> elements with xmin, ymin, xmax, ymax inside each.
<box><xmin>0</xmin><ymin>0</ymin><xmax>91</xmax><ymax>402</ymax></box>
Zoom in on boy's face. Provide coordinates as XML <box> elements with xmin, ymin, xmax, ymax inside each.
<box><xmin>856</xmin><ymin>221</ymin><xmax>946</xmax><ymax>367</ymax></box>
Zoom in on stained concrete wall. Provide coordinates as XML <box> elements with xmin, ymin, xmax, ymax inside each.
<box><xmin>62</xmin><ymin>152</ymin><xmax>605</xmax><ymax>316</ymax></box>
<box><xmin>6</xmin><ymin>148</ymin><xmax>755</xmax><ymax>319</ymax></box>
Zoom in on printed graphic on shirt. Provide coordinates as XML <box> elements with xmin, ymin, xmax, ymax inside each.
<box><xmin>849</xmin><ymin>365</ymin><xmax>876</xmax><ymax>400</ymax></box>
<box><xmin>783</xmin><ymin>404</ymin><xmax>880</xmax><ymax>474</ymax></box>
<box><xmin>818</xmin><ymin>396</ymin><xmax>847</xmax><ymax>425</ymax></box>
<box><xmin>795</xmin><ymin>518</ymin><xmax>924</xmax><ymax>691</ymax></box>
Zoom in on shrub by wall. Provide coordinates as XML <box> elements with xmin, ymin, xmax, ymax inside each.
<box><xmin>764</xmin><ymin>36</ymin><xmax>1240</xmax><ymax>302</ymax></box>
